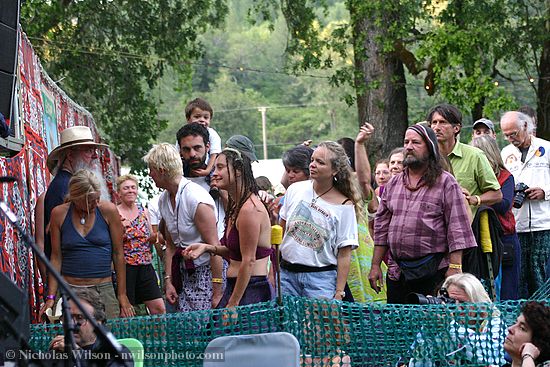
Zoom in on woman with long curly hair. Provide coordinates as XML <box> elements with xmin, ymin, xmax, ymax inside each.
<box><xmin>278</xmin><ymin>141</ymin><xmax>362</xmax><ymax>300</ymax></box>
<box><xmin>183</xmin><ymin>148</ymin><xmax>274</xmax><ymax>307</ymax></box>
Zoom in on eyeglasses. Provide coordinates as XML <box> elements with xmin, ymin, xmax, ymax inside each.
<box><xmin>77</xmin><ymin>147</ymin><xmax>98</xmax><ymax>155</ymax></box>
<box><xmin>503</xmin><ymin>130</ymin><xmax>521</xmax><ymax>139</ymax></box>
<box><xmin>71</xmin><ymin>313</ymin><xmax>88</xmax><ymax>325</ymax></box>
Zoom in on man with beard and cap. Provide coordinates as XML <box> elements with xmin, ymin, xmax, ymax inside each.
<box><xmin>42</xmin><ymin>126</ymin><xmax>109</xmax><ymax>265</ymax></box>
<box><xmin>472</xmin><ymin>118</ymin><xmax>497</xmax><ymax>139</ymax></box>
<box><xmin>428</xmin><ymin>104</ymin><xmax>502</xmax><ymax>216</ymax></box>
<box><xmin>368</xmin><ymin>125</ymin><xmax>477</xmax><ymax>304</ymax></box>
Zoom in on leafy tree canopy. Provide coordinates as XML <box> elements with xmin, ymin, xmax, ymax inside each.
<box><xmin>20</xmin><ymin>0</ymin><xmax>228</xmax><ymax>168</ymax></box>
<box><xmin>251</xmin><ymin>0</ymin><xmax>541</xmax><ymax>125</ymax></box>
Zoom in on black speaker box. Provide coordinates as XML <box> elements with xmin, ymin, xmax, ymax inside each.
<box><xmin>0</xmin><ymin>271</ymin><xmax>30</xmax><ymax>364</ymax></box>
<box><xmin>0</xmin><ymin>0</ymin><xmax>20</xmax><ymax>119</ymax></box>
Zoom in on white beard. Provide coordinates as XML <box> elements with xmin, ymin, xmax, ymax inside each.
<box><xmin>73</xmin><ymin>161</ymin><xmax>111</xmax><ymax>201</ymax></box>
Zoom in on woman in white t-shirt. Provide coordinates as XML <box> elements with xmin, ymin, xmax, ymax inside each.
<box><xmin>279</xmin><ymin>141</ymin><xmax>362</xmax><ymax>300</ymax></box>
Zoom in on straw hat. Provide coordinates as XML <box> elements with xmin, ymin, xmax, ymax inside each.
<box><xmin>46</xmin><ymin>126</ymin><xmax>108</xmax><ymax>173</ymax></box>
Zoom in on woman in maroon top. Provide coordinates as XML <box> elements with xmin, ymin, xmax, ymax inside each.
<box><xmin>183</xmin><ymin>148</ymin><xmax>274</xmax><ymax>307</ymax></box>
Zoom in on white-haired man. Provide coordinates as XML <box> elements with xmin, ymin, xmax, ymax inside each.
<box><xmin>500</xmin><ymin>111</ymin><xmax>550</xmax><ymax>297</ymax></box>
<box><xmin>43</xmin><ymin>126</ymin><xmax>108</xmax><ymax>262</ymax></box>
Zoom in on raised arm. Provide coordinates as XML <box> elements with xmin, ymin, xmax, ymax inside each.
<box><xmin>354</xmin><ymin>122</ymin><xmax>375</xmax><ymax>198</ymax></box>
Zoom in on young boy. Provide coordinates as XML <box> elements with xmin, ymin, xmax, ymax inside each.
<box><xmin>184</xmin><ymin>98</ymin><xmax>221</xmax><ymax>177</ymax></box>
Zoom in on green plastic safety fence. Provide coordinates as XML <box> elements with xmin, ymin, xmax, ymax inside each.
<box><xmin>30</xmin><ymin>296</ymin><xmax>549</xmax><ymax>367</ymax></box>
<box><xmin>531</xmin><ymin>277</ymin><xmax>550</xmax><ymax>300</ymax></box>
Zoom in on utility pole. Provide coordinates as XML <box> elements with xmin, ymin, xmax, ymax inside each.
<box><xmin>258</xmin><ymin>107</ymin><xmax>268</xmax><ymax>160</ymax></box>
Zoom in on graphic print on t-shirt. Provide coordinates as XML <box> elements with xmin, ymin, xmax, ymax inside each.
<box><xmin>286</xmin><ymin>199</ymin><xmax>335</xmax><ymax>252</ymax></box>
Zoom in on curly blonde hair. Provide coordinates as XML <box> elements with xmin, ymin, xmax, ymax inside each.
<box><xmin>317</xmin><ymin>141</ymin><xmax>364</xmax><ymax>219</ymax></box>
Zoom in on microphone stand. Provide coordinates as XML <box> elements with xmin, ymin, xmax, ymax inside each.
<box><xmin>0</xmin><ymin>201</ymin><xmax>130</xmax><ymax>367</ymax></box>
<box><xmin>59</xmin><ymin>290</ymin><xmax>81</xmax><ymax>367</ymax></box>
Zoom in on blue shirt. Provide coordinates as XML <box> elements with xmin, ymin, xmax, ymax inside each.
<box><xmin>44</xmin><ymin>170</ymin><xmax>72</xmax><ymax>258</ymax></box>
<box><xmin>61</xmin><ymin>204</ymin><xmax>113</xmax><ymax>278</ymax></box>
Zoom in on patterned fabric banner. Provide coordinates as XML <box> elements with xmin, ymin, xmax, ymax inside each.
<box><xmin>0</xmin><ymin>31</ymin><xmax>120</xmax><ymax>322</ymax></box>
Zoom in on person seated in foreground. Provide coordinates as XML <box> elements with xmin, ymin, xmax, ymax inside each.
<box><xmin>50</xmin><ymin>288</ymin><xmax>134</xmax><ymax>366</ymax></box>
<box><xmin>408</xmin><ymin>273</ymin><xmax>505</xmax><ymax>367</ymax></box>
<box><xmin>503</xmin><ymin>301</ymin><xmax>550</xmax><ymax>367</ymax></box>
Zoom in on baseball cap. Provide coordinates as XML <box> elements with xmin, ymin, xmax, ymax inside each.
<box><xmin>472</xmin><ymin>118</ymin><xmax>495</xmax><ymax>132</ymax></box>
<box><xmin>225</xmin><ymin>135</ymin><xmax>258</xmax><ymax>162</ymax></box>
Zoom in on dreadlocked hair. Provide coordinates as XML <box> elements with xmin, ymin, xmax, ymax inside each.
<box><xmin>318</xmin><ymin>141</ymin><xmax>364</xmax><ymax>221</ymax></box>
<box><xmin>221</xmin><ymin>149</ymin><xmax>259</xmax><ymax>225</ymax></box>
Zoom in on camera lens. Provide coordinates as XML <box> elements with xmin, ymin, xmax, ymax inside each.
<box><xmin>407</xmin><ymin>293</ymin><xmax>444</xmax><ymax>305</ymax></box>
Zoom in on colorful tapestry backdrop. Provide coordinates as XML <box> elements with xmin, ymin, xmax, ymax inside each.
<box><xmin>0</xmin><ymin>32</ymin><xmax>120</xmax><ymax>322</ymax></box>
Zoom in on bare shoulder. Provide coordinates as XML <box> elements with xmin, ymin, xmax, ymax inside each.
<box><xmin>98</xmin><ymin>201</ymin><xmax>118</xmax><ymax>217</ymax></box>
<box><xmin>246</xmin><ymin>195</ymin><xmax>268</xmax><ymax>214</ymax></box>
<box><xmin>51</xmin><ymin>203</ymin><xmax>70</xmax><ymax>222</ymax></box>
<box><xmin>236</xmin><ymin>196</ymin><xmax>266</xmax><ymax>221</ymax></box>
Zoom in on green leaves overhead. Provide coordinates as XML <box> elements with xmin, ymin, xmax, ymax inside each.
<box><xmin>21</xmin><ymin>0</ymin><xmax>229</xmax><ymax>168</ymax></box>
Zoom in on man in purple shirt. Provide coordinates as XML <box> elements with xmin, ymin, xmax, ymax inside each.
<box><xmin>368</xmin><ymin>124</ymin><xmax>477</xmax><ymax>304</ymax></box>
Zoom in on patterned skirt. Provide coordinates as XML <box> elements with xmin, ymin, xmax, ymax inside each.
<box><xmin>178</xmin><ymin>263</ymin><xmax>213</xmax><ymax>312</ymax></box>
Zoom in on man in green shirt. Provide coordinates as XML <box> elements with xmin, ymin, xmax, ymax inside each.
<box><xmin>428</xmin><ymin>103</ymin><xmax>502</xmax><ymax>216</ymax></box>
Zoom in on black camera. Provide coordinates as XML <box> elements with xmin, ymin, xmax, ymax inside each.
<box><xmin>407</xmin><ymin>288</ymin><xmax>456</xmax><ymax>305</ymax></box>
<box><xmin>513</xmin><ymin>182</ymin><xmax>529</xmax><ymax>208</ymax></box>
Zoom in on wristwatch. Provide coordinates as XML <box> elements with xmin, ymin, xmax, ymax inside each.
<box><xmin>334</xmin><ymin>290</ymin><xmax>346</xmax><ymax>298</ymax></box>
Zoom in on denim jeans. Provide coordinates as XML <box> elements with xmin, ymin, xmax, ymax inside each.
<box><xmin>280</xmin><ymin>268</ymin><xmax>337</xmax><ymax>299</ymax></box>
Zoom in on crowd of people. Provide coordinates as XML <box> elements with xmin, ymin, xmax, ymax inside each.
<box><xmin>35</xmin><ymin>97</ymin><xmax>550</xmax><ymax>365</ymax></box>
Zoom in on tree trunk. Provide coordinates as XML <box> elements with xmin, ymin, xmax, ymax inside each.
<box><xmin>472</xmin><ymin>98</ymin><xmax>485</xmax><ymax>123</ymax></box>
<box><xmin>537</xmin><ymin>3</ymin><xmax>550</xmax><ymax>139</ymax></box>
<box><xmin>351</xmin><ymin>8</ymin><xmax>408</xmax><ymax>162</ymax></box>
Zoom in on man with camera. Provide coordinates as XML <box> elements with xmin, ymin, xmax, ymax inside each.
<box><xmin>369</xmin><ymin>125</ymin><xmax>477</xmax><ymax>304</ymax></box>
<box><xmin>500</xmin><ymin>110</ymin><xmax>550</xmax><ymax>298</ymax></box>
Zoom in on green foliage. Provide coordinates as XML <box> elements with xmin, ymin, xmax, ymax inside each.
<box><xmin>249</xmin><ymin>0</ymin><xmax>542</xmax><ymax>129</ymax></box>
<box><xmin>20</xmin><ymin>0</ymin><xmax>229</xmax><ymax>169</ymax></box>
<box><xmin>22</xmin><ymin>0</ymin><xmax>546</xmax><ymax>170</ymax></box>
<box><xmin>156</xmin><ymin>0</ymin><xmax>358</xmax><ymax>161</ymax></box>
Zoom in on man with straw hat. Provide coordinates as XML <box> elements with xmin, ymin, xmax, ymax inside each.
<box><xmin>43</xmin><ymin>126</ymin><xmax>108</xmax><ymax>261</ymax></box>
